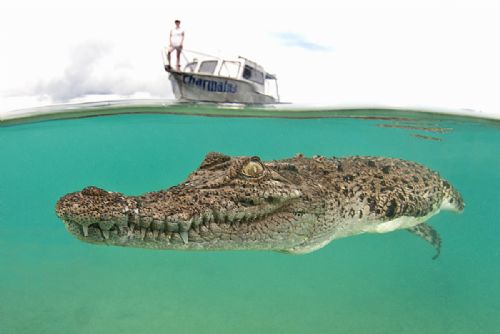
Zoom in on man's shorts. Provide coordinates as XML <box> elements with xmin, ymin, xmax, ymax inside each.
<box><xmin>168</xmin><ymin>45</ymin><xmax>183</xmax><ymax>52</ymax></box>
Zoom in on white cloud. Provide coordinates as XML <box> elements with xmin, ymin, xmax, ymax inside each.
<box><xmin>26</xmin><ymin>41</ymin><xmax>170</xmax><ymax>102</ymax></box>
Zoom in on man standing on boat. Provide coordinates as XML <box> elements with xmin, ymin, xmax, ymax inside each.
<box><xmin>167</xmin><ymin>20</ymin><xmax>185</xmax><ymax>71</ymax></box>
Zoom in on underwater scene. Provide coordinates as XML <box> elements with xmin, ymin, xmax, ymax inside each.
<box><xmin>1</xmin><ymin>104</ymin><xmax>499</xmax><ymax>334</ymax></box>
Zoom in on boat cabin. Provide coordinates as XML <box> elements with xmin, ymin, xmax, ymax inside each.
<box><xmin>181</xmin><ymin>56</ymin><xmax>278</xmax><ymax>97</ymax></box>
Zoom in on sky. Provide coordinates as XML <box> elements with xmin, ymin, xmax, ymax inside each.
<box><xmin>1</xmin><ymin>0</ymin><xmax>499</xmax><ymax>116</ymax></box>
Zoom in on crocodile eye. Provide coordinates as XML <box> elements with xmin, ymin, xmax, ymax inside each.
<box><xmin>241</xmin><ymin>161</ymin><xmax>264</xmax><ymax>178</ymax></box>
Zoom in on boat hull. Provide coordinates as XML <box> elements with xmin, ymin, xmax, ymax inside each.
<box><xmin>168</xmin><ymin>72</ymin><xmax>277</xmax><ymax>104</ymax></box>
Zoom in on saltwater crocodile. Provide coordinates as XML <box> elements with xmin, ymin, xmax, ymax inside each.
<box><xmin>55</xmin><ymin>152</ymin><xmax>464</xmax><ymax>258</ymax></box>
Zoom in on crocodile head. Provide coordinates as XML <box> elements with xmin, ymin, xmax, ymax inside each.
<box><xmin>55</xmin><ymin>152</ymin><xmax>310</xmax><ymax>251</ymax></box>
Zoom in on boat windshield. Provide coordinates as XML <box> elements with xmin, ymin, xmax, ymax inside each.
<box><xmin>219</xmin><ymin>61</ymin><xmax>240</xmax><ymax>78</ymax></box>
<box><xmin>198</xmin><ymin>60</ymin><xmax>218</xmax><ymax>74</ymax></box>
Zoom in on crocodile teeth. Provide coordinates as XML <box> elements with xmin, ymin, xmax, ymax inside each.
<box><xmin>212</xmin><ymin>211</ymin><xmax>220</xmax><ymax>222</ymax></box>
<box><xmin>191</xmin><ymin>216</ymin><xmax>202</xmax><ymax>227</ymax></box>
<box><xmin>152</xmin><ymin>220</ymin><xmax>163</xmax><ymax>232</ymax></box>
<box><xmin>102</xmin><ymin>230</ymin><xmax>110</xmax><ymax>240</ymax></box>
<box><xmin>180</xmin><ymin>231</ymin><xmax>189</xmax><ymax>244</ymax></box>
<box><xmin>203</xmin><ymin>213</ymin><xmax>213</xmax><ymax>224</ymax></box>
<box><xmin>153</xmin><ymin>230</ymin><xmax>159</xmax><ymax>239</ymax></box>
<box><xmin>127</xmin><ymin>224</ymin><xmax>135</xmax><ymax>238</ymax></box>
<box><xmin>235</xmin><ymin>212</ymin><xmax>246</xmax><ymax>221</ymax></box>
<box><xmin>82</xmin><ymin>225</ymin><xmax>89</xmax><ymax>237</ymax></box>
<box><xmin>166</xmin><ymin>222</ymin><xmax>179</xmax><ymax>232</ymax></box>
<box><xmin>140</xmin><ymin>228</ymin><xmax>146</xmax><ymax>240</ymax></box>
<box><xmin>179</xmin><ymin>219</ymin><xmax>193</xmax><ymax>232</ymax></box>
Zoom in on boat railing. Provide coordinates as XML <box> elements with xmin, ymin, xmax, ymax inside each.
<box><xmin>162</xmin><ymin>48</ymin><xmax>243</xmax><ymax>78</ymax></box>
<box><xmin>161</xmin><ymin>47</ymin><xmax>221</xmax><ymax>70</ymax></box>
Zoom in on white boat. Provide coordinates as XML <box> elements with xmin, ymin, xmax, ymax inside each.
<box><xmin>162</xmin><ymin>49</ymin><xmax>280</xmax><ymax>104</ymax></box>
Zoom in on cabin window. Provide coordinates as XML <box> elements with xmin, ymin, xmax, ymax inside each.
<box><xmin>198</xmin><ymin>61</ymin><xmax>218</xmax><ymax>74</ymax></box>
<box><xmin>184</xmin><ymin>62</ymin><xmax>197</xmax><ymax>72</ymax></box>
<box><xmin>219</xmin><ymin>61</ymin><xmax>240</xmax><ymax>78</ymax></box>
<box><xmin>242</xmin><ymin>65</ymin><xmax>264</xmax><ymax>84</ymax></box>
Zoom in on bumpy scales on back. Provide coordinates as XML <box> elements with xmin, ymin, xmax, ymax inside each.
<box><xmin>55</xmin><ymin>152</ymin><xmax>464</xmax><ymax>258</ymax></box>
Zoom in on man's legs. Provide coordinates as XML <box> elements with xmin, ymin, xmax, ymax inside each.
<box><xmin>167</xmin><ymin>47</ymin><xmax>173</xmax><ymax>67</ymax></box>
<box><xmin>176</xmin><ymin>47</ymin><xmax>182</xmax><ymax>70</ymax></box>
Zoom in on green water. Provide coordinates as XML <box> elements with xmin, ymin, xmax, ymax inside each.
<box><xmin>1</xmin><ymin>105</ymin><xmax>500</xmax><ymax>333</ymax></box>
